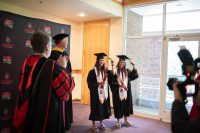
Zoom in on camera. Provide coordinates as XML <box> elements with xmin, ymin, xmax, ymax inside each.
<box><xmin>167</xmin><ymin>48</ymin><xmax>200</xmax><ymax>102</ymax></box>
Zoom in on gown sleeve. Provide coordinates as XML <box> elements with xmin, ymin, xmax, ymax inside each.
<box><xmin>128</xmin><ymin>68</ymin><xmax>139</xmax><ymax>81</ymax></box>
<box><xmin>87</xmin><ymin>70</ymin><xmax>99</xmax><ymax>91</ymax></box>
<box><xmin>107</xmin><ymin>70</ymin><xmax>119</xmax><ymax>92</ymax></box>
<box><xmin>51</xmin><ymin>62</ymin><xmax>75</xmax><ymax>101</ymax></box>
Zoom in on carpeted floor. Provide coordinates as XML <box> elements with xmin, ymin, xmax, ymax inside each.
<box><xmin>69</xmin><ymin>103</ymin><xmax>171</xmax><ymax>133</ymax></box>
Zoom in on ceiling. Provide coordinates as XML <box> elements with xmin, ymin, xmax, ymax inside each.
<box><xmin>1</xmin><ymin>0</ymin><xmax>119</xmax><ymax>21</ymax></box>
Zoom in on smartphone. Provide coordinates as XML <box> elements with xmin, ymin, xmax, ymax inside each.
<box><xmin>185</xmin><ymin>84</ymin><xmax>195</xmax><ymax>96</ymax></box>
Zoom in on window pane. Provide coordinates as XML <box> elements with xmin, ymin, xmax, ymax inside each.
<box><xmin>127</xmin><ymin>4</ymin><xmax>163</xmax><ymax>36</ymax></box>
<box><xmin>166</xmin><ymin>0</ymin><xmax>200</xmax><ymax>33</ymax></box>
<box><xmin>126</xmin><ymin>37</ymin><xmax>162</xmax><ymax>115</ymax></box>
<box><xmin>143</xmin><ymin>15</ymin><xmax>162</xmax><ymax>33</ymax></box>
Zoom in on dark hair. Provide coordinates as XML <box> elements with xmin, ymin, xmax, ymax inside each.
<box><xmin>116</xmin><ymin>60</ymin><xmax>128</xmax><ymax>78</ymax></box>
<box><xmin>94</xmin><ymin>58</ymin><xmax>106</xmax><ymax>76</ymax></box>
<box><xmin>31</xmin><ymin>31</ymin><xmax>51</xmax><ymax>53</ymax></box>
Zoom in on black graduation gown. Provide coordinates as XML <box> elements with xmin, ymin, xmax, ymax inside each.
<box><xmin>110</xmin><ymin>68</ymin><xmax>139</xmax><ymax>119</ymax></box>
<box><xmin>65</xmin><ymin>59</ymin><xmax>73</xmax><ymax>129</ymax></box>
<box><xmin>13</xmin><ymin>55</ymin><xmax>74</xmax><ymax>133</ymax></box>
<box><xmin>49</xmin><ymin>50</ymin><xmax>73</xmax><ymax>130</ymax></box>
<box><xmin>171</xmin><ymin>100</ymin><xmax>200</xmax><ymax>133</ymax></box>
<box><xmin>87</xmin><ymin>69</ymin><xmax>112</xmax><ymax>121</ymax></box>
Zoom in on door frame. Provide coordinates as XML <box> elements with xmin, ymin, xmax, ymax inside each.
<box><xmin>160</xmin><ymin>33</ymin><xmax>200</xmax><ymax>122</ymax></box>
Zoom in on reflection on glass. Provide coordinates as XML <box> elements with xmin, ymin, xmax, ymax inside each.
<box><xmin>126</xmin><ymin>37</ymin><xmax>162</xmax><ymax>116</ymax></box>
<box><xmin>166</xmin><ymin>0</ymin><xmax>200</xmax><ymax>33</ymax></box>
<box><xmin>165</xmin><ymin>41</ymin><xmax>199</xmax><ymax>110</ymax></box>
<box><xmin>128</xmin><ymin>4</ymin><xmax>163</xmax><ymax>35</ymax></box>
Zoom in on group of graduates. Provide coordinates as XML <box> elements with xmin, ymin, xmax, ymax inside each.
<box><xmin>12</xmin><ymin>31</ymin><xmax>139</xmax><ymax>133</ymax></box>
<box><xmin>87</xmin><ymin>53</ymin><xmax>139</xmax><ymax>132</ymax></box>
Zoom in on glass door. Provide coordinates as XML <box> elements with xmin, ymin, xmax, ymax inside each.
<box><xmin>161</xmin><ymin>34</ymin><xmax>200</xmax><ymax>122</ymax></box>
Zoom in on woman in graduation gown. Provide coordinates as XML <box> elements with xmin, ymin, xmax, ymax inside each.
<box><xmin>87</xmin><ymin>53</ymin><xmax>112</xmax><ymax>132</ymax></box>
<box><xmin>110</xmin><ymin>55</ymin><xmax>139</xmax><ymax>128</ymax></box>
<box><xmin>13</xmin><ymin>32</ymin><xmax>75</xmax><ymax>133</ymax></box>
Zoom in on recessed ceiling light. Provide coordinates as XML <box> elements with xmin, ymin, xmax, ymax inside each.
<box><xmin>78</xmin><ymin>13</ymin><xmax>86</xmax><ymax>17</ymax></box>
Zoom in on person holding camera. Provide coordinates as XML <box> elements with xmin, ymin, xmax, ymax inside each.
<box><xmin>170</xmin><ymin>49</ymin><xmax>200</xmax><ymax>133</ymax></box>
<box><xmin>171</xmin><ymin>81</ymin><xmax>200</xmax><ymax>133</ymax></box>
<box><xmin>190</xmin><ymin>58</ymin><xmax>200</xmax><ymax>120</ymax></box>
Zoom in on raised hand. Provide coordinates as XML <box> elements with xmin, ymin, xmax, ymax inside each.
<box><xmin>129</xmin><ymin>60</ymin><xmax>135</xmax><ymax>66</ymax></box>
<box><xmin>57</xmin><ymin>55</ymin><xmax>67</xmax><ymax>68</ymax></box>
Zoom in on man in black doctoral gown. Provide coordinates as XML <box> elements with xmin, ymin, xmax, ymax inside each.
<box><xmin>49</xmin><ymin>33</ymin><xmax>73</xmax><ymax>130</ymax></box>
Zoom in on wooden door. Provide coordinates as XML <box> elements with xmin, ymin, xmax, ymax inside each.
<box><xmin>82</xmin><ymin>20</ymin><xmax>110</xmax><ymax>104</ymax></box>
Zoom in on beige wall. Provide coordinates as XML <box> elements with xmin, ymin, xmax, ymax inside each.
<box><xmin>0</xmin><ymin>1</ymin><xmax>83</xmax><ymax>100</ymax></box>
<box><xmin>108</xmin><ymin>17</ymin><xmax>124</xmax><ymax>107</ymax></box>
<box><xmin>109</xmin><ymin>17</ymin><xmax>124</xmax><ymax>66</ymax></box>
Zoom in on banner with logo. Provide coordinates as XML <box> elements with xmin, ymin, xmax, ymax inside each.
<box><xmin>0</xmin><ymin>11</ymin><xmax>71</xmax><ymax>133</ymax></box>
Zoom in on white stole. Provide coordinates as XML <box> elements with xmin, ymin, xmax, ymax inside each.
<box><xmin>94</xmin><ymin>67</ymin><xmax>108</xmax><ymax>104</ymax></box>
<box><xmin>118</xmin><ymin>71</ymin><xmax>128</xmax><ymax>101</ymax></box>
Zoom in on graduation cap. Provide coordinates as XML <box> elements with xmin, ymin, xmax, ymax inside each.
<box><xmin>117</xmin><ymin>55</ymin><xmax>130</xmax><ymax>61</ymax></box>
<box><xmin>52</xmin><ymin>33</ymin><xmax>69</xmax><ymax>44</ymax></box>
<box><xmin>94</xmin><ymin>53</ymin><xmax>107</xmax><ymax>59</ymax></box>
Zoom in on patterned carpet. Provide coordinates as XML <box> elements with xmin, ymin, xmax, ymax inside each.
<box><xmin>69</xmin><ymin>103</ymin><xmax>171</xmax><ymax>133</ymax></box>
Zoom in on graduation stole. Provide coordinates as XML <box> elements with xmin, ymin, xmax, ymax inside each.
<box><xmin>117</xmin><ymin>70</ymin><xmax>128</xmax><ymax>101</ymax></box>
<box><xmin>94</xmin><ymin>67</ymin><xmax>108</xmax><ymax>104</ymax></box>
